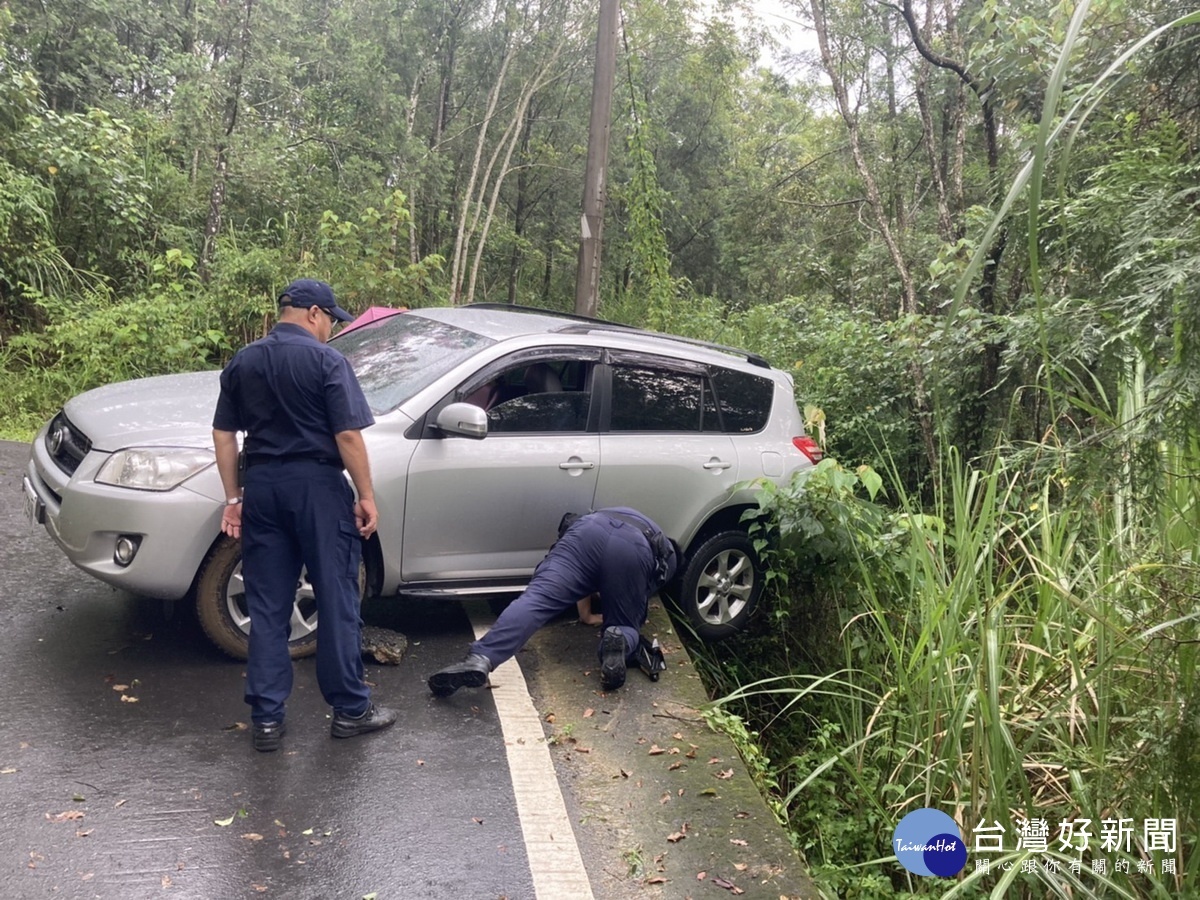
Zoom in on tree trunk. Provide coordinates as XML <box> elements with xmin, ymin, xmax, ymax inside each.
<box><xmin>899</xmin><ymin>0</ymin><xmax>1008</xmax><ymax>457</ymax></box>
<box><xmin>811</xmin><ymin>0</ymin><xmax>936</xmax><ymax>475</ymax></box>
<box><xmin>810</xmin><ymin>0</ymin><xmax>917</xmax><ymax>316</ymax></box>
<box><xmin>198</xmin><ymin>0</ymin><xmax>255</xmax><ymax>283</ymax></box>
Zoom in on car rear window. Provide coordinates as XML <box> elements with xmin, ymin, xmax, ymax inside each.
<box><xmin>710</xmin><ymin>367</ymin><xmax>773</xmax><ymax>433</ymax></box>
<box><xmin>336</xmin><ymin>314</ymin><xmax>495</xmax><ymax>413</ymax></box>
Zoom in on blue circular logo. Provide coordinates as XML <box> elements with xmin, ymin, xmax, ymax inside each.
<box><xmin>893</xmin><ymin>809</ymin><xmax>967</xmax><ymax>877</ymax></box>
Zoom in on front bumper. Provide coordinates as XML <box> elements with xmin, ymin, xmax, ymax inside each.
<box><xmin>25</xmin><ymin>426</ymin><xmax>226</xmax><ymax>600</ymax></box>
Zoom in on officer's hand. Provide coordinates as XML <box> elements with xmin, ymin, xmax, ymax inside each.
<box><xmin>355</xmin><ymin>497</ymin><xmax>378</xmax><ymax>539</ymax></box>
<box><xmin>220</xmin><ymin>502</ymin><xmax>242</xmax><ymax>540</ymax></box>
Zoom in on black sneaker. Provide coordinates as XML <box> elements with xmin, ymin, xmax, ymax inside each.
<box><xmin>600</xmin><ymin>627</ymin><xmax>627</xmax><ymax>691</ymax></box>
<box><xmin>330</xmin><ymin>703</ymin><xmax>398</xmax><ymax>739</ymax></box>
<box><xmin>428</xmin><ymin>653</ymin><xmax>492</xmax><ymax>697</ymax></box>
<box><xmin>252</xmin><ymin>720</ymin><xmax>286</xmax><ymax>753</ymax></box>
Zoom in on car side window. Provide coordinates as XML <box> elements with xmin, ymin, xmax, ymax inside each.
<box><xmin>609</xmin><ymin>365</ymin><xmax>706</xmax><ymax>432</ymax></box>
<box><xmin>483</xmin><ymin>360</ymin><xmax>592</xmax><ymax>433</ymax></box>
<box><xmin>710</xmin><ymin>367</ymin><xmax>773</xmax><ymax>433</ymax></box>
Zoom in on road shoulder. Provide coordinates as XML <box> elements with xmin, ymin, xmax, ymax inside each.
<box><xmin>520</xmin><ymin>601</ymin><xmax>822</xmax><ymax>899</ymax></box>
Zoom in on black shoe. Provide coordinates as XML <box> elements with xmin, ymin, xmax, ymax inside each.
<box><xmin>428</xmin><ymin>653</ymin><xmax>492</xmax><ymax>697</ymax></box>
<box><xmin>252</xmin><ymin>720</ymin><xmax>286</xmax><ymax>753</ymax></box>
<box><xmin>634</xmin><ymin>635</ymin><xmax>666</xmax><ymax>682</ymax></box>
<box><xmin>600</xmin><ymin>627</ymin><xmax>627</xmax><ymax>691</ymax></box>
<box><xmin>330</xmin><ymin>703</ymin><xmax>398</xmax><ymax>739</ymax></box>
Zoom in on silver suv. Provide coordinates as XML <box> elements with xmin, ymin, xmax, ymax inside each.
<box><xmin>23</xmin><ymin>305</ymin><xmax>822</xmax><ymax>658</ymax></box>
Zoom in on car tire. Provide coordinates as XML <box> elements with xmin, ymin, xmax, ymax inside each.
<box><xmin>194</xmin><ymin>536</ymin><xmax>320</xmax><ymax>661</ymax></box>
<box><xmin>676</xmin><ymin>530</ymin><xmax>763</xmax><ymax>640</ymax></box>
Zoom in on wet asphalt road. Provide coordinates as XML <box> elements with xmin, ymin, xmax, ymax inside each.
<box><xmin>0</xmin><ymin>440</ymin><xmax>532</xmax><ymax>899</ymax></box>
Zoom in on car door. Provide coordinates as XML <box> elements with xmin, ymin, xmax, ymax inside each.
<box><xmin>592</xmin><ymin>354</ymin><xmax>739</xmax><ymax>542</ymax></box>
<box><xmin>401</xmin><ymin>350</ymin><xmax>601</xmax><ymax>581</ymax></box>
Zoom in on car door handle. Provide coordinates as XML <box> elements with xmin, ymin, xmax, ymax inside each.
<box><xmin>559</xmin><ymin>460</ymin><xmax>595</xmax><ymax>470</ymax></box>
<box><xmin>703</xmin><ymin>459</ymin><xmax>733</xmax><ymax>471</ymax></box>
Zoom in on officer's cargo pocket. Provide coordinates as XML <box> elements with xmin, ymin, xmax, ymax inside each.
<box><xmin>337</xmin><ymin>519</ymin><xmax>362</xmax><ymax>579</ymax></box>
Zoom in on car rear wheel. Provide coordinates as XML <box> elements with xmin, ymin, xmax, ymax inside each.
<box><xmin>194</xmin><ymin>536</ymin><xmax>320</xmax><ymax>660</ymax></box>
<box><xmin>677</xmin><ymin>530</ymin><xmax>763</xmax><ymax>640</ymax></box>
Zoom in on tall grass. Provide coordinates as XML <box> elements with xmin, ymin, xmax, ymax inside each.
<box><xmin>705</xmin><ymin>443</ymin><xmax>1197</xmax><ymax>898</ymax></box>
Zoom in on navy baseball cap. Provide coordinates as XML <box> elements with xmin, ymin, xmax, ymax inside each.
<box><xmin>278</xmin><ymin>279</ymin><xmax>354</xmax><ymax>322</ymax></box>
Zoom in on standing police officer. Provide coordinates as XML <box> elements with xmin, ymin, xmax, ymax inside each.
<box><xmin>212</xmin><ymin>278</ymin><xmax>397</xmax><ymax>752</ymax></box>
<box><xmin>429</xmin><ymin>507</ymin><xmax>678</xmax><ymax>696</ymax></box>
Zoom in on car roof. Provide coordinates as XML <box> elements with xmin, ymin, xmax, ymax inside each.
<box><xmin>408</xmin><ymin>304</ymin><xmax>774</xmax><ymax>371</ymax></box>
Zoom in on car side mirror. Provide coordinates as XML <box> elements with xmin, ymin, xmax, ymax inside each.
<box><xmin>434</xmin><ymin>402</ymin><xmax>488</xmax><ymax>439</ymax></box>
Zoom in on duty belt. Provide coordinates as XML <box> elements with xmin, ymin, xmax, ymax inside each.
<box><xmin>245</xmin><ymin>454</ymin><xmax>342</xmax><ymax>468</ymax></box>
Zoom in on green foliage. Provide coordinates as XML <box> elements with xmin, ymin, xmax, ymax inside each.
<box><xmin>0</xmin><ymin>250</ymin><xmax>233</xmax><ymax>437</ymax></box>
<box><xmin>698</xmin><ymin>446</ymin><xmax>1200</xmax><ymax>899</ymax></box>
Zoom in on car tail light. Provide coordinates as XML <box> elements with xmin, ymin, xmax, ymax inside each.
<box><xmin>793</xmin><ymin>436</ymin><xmax>824</xmax><ymax>464</ymax></box>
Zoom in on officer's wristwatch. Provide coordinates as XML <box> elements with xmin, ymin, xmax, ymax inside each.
<box><xmin>225</xmin><ymin>497</ymin><xmax>243</xmax><ymax>507</ymax></box>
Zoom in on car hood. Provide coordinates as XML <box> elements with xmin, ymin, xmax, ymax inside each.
<box><xmin>64</xmin><ymin>371</ymin><xmax>222</xmax><ymax>451</ymax></box>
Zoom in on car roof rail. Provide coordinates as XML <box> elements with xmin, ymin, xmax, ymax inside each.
<box><xmin>463</xmin><ymin>303</ymin><xmax>772</xmax><ymax>370</ymax></box>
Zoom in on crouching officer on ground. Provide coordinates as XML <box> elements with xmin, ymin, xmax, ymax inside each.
<box><xmin>212</xmin><ymin>278</ymin><xmax>397</xmax><ymax>752</ymax></box>
<box><xmin>429</xmin><ymin>507</ymin><xmax>678</xmax><ymax>696</ymax></box>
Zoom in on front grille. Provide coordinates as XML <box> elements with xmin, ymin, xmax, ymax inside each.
<box><xmin>45</xmin><ymin>411</ymin><xmax>92</xmax><ymax>476</ymax></box>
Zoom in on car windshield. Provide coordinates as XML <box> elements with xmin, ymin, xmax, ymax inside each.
<box><xmin>334</xmin><ymin>313</ymin><xmax>495</xmax><ymax>414</ymax></box>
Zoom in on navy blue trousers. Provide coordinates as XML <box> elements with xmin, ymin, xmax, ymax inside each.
<box><xmin>470</xmin><ymin>512</ymin><xmax>655</xmax><ymax>669</ymax></box>
<box><xmin>241</xmin><ymin>460</ymin><xmax>370</xmax><ymax>723</ymax></box>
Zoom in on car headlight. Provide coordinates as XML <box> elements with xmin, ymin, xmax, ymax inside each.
<box><xmin>95</xmin><ymin>447</ymin><xmax>216</xmax><ymax>491</ymax></box>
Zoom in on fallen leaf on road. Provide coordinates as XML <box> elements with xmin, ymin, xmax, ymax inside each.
<box><xmin>417</xmin><ymin>759</ymin><xmax>425</xmax><ymax>765</ymax></box>
<box><xmin>583</xmin><ymin>708</ymin><xmax>594</xmax><ymax>718</ymax></box>
<box><xmin>708</xmin><ymin>757</ymin><xmax>722</xmax><ymax>765</ymax></box>
<box><xmin>46</xmin><ymin>810</ymin><xmax>85</xmax><ymax>822</ymax></box>
<box><xmin>574</xmin><ymin>746</ymin><xmax>591</xmax><ymax>753</ymax></box>
<box><xmin>222</xmin><ymin>722</ymin><xmax>248</xmax><ymax>732</ymax></box>
<box><xmin>1</xmin><ymin>768</ymin><xmax>16</xmax><ymax>775</ymax></box>
<box><xmin>673</xmin><ymin>732</ymin><xmax>683</xmax><ymax>740</ymax></box>
<box><xmin>734</xmin><ymin>863</ymin><xmax>748</xmax><ymax>871</ymax></box>
<box><xmin>699</xmin><ymin>788</ymin><xmax>717</xmax><ymax>796</ymax></box>
<box><xmin>618</xmin><ymin>769</ymin><xmax>632</xmax><ymax>778</ymax></box>
<box><xmin>667</xmin><ymin>831</ymin><xmax>686</xmax><ymax>842</ymax></box>
<box><xmin>472</xmin><ymin>817</ymin><xmax>484</xmax><ymax>825</ymax></box>
<box><xmin>735</xmin><ymin>811</ymin><xmax>750</xmax><ymax>818</ymax></box>
<box><xmin>544</xmin><ymin>713</ymin><xmax>556</xmax><ymax>723</ymax></box>
<box><xmin>645</xmin><ymin>876</ymin><xmax>666</xmax><ymax>884</ymax></box>
<box><xmin>242</xmin><ymin>833</ymin><xmax>264</xmax><ymax>841</ymax></box>
<box><xmin>660</xmin><ymin>793</ymin><xmax>670</xmax><ymax>805</ymax></box>
<box><xmin>214</xmin><ymin>815</ymin><xmax>235</xmax><ymax>827</ymax></box>
<box><xmin>716</xmin><ymin>769</ymin><xmax>734</xmax><ymax>779</ymax></box>
<box><xmin>697</xmin><ymin>871</ymin><xmax>707</xmax><ymax>880</ymax></box>
<box><xmin>112</xmin><ymin>684</ymin><xmax>128</xmax><ymax>691</ymax></box>
<box><xmin>114</xmin><ymin>799</ymin><xmax>127</xmax><ymax>808</ymax></box>
<box><xmin>120</xmin><ymin>695</ymin><xmax>139</xmax><ymax>703</ymax></box>
<box><xmin>648</xmin><ymin>745</ymin><xmax>666</xmax><ymax>755</ymax></box>
<box><xmin>730</xmin><ymin>838</ymin><xmax>748</xmax><ymax>846</ymax></box>
<box><xmin>75</xmin><ymin>829</ymin><xmax>93</xmax><ymax>837</ymax></box>
<box><xmin>162</xmin><ymin>875</ymin><xmax>172</xmax><ymax>888</ymax></box>
<box><xmin>668</xmin><ymin>762</ymin><xmax>683</xmax><ymax>771</ymax></box>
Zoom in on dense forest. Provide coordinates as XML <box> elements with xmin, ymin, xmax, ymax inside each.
<box><xmin>2</xmin><ymin>0</ymin><xmax>1199</xmax><ymax>896</ymax></box>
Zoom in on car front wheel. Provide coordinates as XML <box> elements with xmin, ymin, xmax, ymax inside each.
<box><xmin>194</xmin><ymin>536</ymin><xmax>320</xmax><ymax>660</ymax></box>
<box><xmin>677</xmin><ymin>530</ymin><xmax>763</xmax><ymax>640</ymax></box>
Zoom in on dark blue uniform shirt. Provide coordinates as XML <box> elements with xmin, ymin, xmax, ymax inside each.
<box><xmin>212</xmin><ymin>323</ymin><xmax>374</xmax><ymax>458</ymax></box>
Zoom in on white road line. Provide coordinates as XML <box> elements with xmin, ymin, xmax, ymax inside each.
<box><xmin>466</xmin><ymin>601</ymin><xmax>596</xmax><ymax>900</ymax></box>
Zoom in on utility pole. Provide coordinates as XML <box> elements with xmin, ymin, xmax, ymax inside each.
<box><xmin>574</xmin><ymin>0</ymin><xmax>619</xmax><ymax>318</ymax></box>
